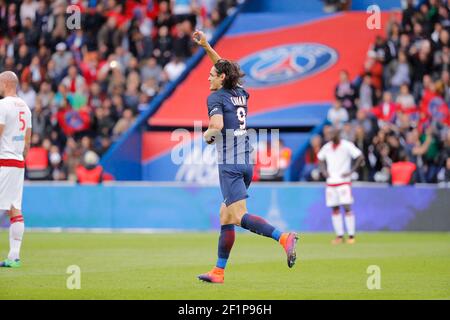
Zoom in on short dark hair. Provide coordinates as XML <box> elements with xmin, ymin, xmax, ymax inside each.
<box><xmin>214</xmin><ymin>59</ymin><xmax>245</xmax><ymax>89</ymax></box>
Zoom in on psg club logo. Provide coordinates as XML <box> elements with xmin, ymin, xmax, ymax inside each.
<box><xmin>65</xmin><ymin>111</ymin><xmax>85</xmax><ymax>130</ymax></box>
<box><xmin>239</xmin><ymin>43</ymin><xmax>338</xmax><ymax>88</ymax></box>
<box><xmin>428</xmin><ymin>96</ymin><xmax>448</xmax><ymax>122</ymax></box>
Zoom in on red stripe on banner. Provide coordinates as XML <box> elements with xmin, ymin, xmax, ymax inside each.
<box><xmin>0</xmin><ymin>159</ymin><xmax>25</xmax><ymax>168</ymax></box>
<box><xmin>327</xmin><ymin>182</ymin><xmax>352</xmax><ymax>187</ymax></box>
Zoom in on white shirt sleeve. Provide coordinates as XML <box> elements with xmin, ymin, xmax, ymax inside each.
<box><xmin>317</xmin><ymin>145</ymin><xmax>326</xmax><ymax>161</ymax></box>
<box><xmin>0</xmin><ymin>102</ymin><xmax>5</xmax><ymax>125</ymax></box>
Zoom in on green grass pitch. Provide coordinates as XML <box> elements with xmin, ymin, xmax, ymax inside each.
<box><xmin>0</xmin><ymin>232</ymin><xmax>449</xmax><ymax>300</ymax></box>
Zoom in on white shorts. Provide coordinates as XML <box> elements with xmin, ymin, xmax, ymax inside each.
<box><xmin>325</xmin><ymin>184</ymin><xmax>354</xmax><ymax>207</ymax></box>
<box><xmin>0</xmin><ymin>167</ymin><xmax>25</xmax><ymax>210</ymax></box>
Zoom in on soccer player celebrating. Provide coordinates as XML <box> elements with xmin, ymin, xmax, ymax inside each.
<box><xmin>192</xmin><ymin>30</ymin><xmax>298</xmax><ymax>284</ymax></box>
<box><xmin>317</xmin><ymin>127</ymin><xmax>364</xmax><ymax>245</ymax></box>
<box><xmin>0</xmin><ymin>71</ymin><xmax>32</xmax><ymax>268</ymax></box>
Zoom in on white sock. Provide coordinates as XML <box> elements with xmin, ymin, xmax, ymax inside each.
<box><xmin>331</xmin><ymin>213</ymin><xmax>344</xmax><ymax>237</ymax></box>
<box><xmin>8</xmin><ymin>216</ymin><xmax>25</xmax><ymax>261</ymax></box>
<box><xmin>345</xmin><ymin>213</ymin><xmax>355</xmax><ymax>237</ymax></box>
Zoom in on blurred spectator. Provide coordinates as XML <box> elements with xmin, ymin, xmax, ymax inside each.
<box><xmin>76</xmin><ymin>151</ymin><xmax>104</xmax><ymax>185</ymax></box>
<box><xmin>386</xmin><ymin>50</ymin><xmax>411</xmax><ymax>97</ymax></box>
<box><xmin>410</xmin><ymin>41</ymin><xmax>434</xmax><ymax>100</ymax></box>
<box><xmin>155</xmin><ymin>0</ymin><xmax>175</xmax><ymax>30</ymax></box>
<box><xmin>61</xmin><ymin>65</ymin><xmax>87</xmax><ymax>95</ymax></box>
<box><xmin>363</xmin><ymin>50</ymin><xmax>384</xmax><ymax>91</ymax></box>
<box><xmin>18</xmin><ymin>80</ymin><xmax>36</xmax><ymax>110</ymax></box>
<box><xmin>172</xmin><ymin>0</ymin><xmax>197</xmax><ymax>25</ymax></box>
<box><xmin>164</xmin><ymin>55</ymin><xmax>186</xmax><ymax>81</ymax></box>
<box><xmin>95</xmin><ymin>136</ymin><xmax>113</xmax><ymax>157</ymax></box>
<box><xmin>254</xmin><ymin>138</ymin><xmax>291</xmax><ymax>182</ymax></box>
<box><xmin>51</xmin><ymin>42</ymin><xmax>73</xmax><ymax>79</ymax></box>
<box><xmin>390</xmin><ymin>151</ymin><xmax>417</xmax><ymax>185</ymax></box>
<box><xmin>371</xmin><ymin>35</ymin><xmax>387</xmax><ymax>64</ymax></box>
<box><xmin>419</xmin><ymin>125</ymin><xmax>441</xmax><ymax>183</ymax></box>
<box><xmin>335</xmin><ymin>70</ymin><xmax>356</xmax><ymax>117</ymax></box>
<box><xmin>141</xmin><ymin>57</ymin><xmax>162</xmax><ymax>83</ymax></box>
<box><xmin>386</xmin><ymin>22</ymin><xmax>401</xmax><ymax>63</ymax></box>
<box><xmin>386</xmin><ymin>131</ymin><xmax>402</xmax><ymax>162</ymax></box>
<box><xmin>322</xmin><ymin>124</ymin><xmax>334</xmax><ymax>143</ymax></box>
<box><xmin>20</xmin><ymin>0</ymin><xmax>38</xmax><ymax>25</ymax></box>
<box><xmin>141</xmin><ymin>77</ymin><xmax>159</xmax><ymax>102</ymax></box>
<box><xmin>5</xmin><ymin>3</ymin><xmax>20</xmax><ymax>37</ymax></box>
<box><xmin>31</xmin><ymin>99</ymin><xmax>51</xmax><ymax>138</ymax></box>
<box><xmin>301</xmin><ymin>135</ymin><xmax>322</xmax><ymax>181</ymax></box>
<box><xmin>25</xmin><ymin>134</ymin><xmax>50</xmax><ymax>180</ymax></box>
<box><xmin>396</xmin><ymin>83</ymin><xmax>417</xmax><ymax>113</ymax></box>
<box><xmin>153</xmin><ymin>25</ymin><xmax>173</xmax><ymax>66</ymax></box>
<box><xmin>201</xmin><ymin>16</ymin><xmax>215</xmax><ymax>41</ymax></box>
<box><xmin>404</xmin><ymin>127</ymin><xmax>433</xmax><ymax>183</ymax></box>
<box><xmin>356</xmin><ymin>73</ymin><xmax>378</xmax><ymax>112</ymax></box>
<box><xmin>173</xmin><ymin>20</ymin><xmax>194</xmax><ymax>59</ymax></box>
<box><xmin>15</xmin><ymin>44</ymin><xmax>32</xmax><ymax>76</ymax></box>
<box><xmin>113</xmin><ymin>109</ymin><xmax>136</xmax><ymax>140</ymax></box>
<box><xmin>354</xmin><ymin>125</ymin><xmax>371</xmax><ymax>180</ymax></box>
<box><xmin>374</xmin><ymin>142</ymin><xmax>392</xmax><ymax>183</ymax></box>
<box><xmin>371</xmin><ymin>91</ymin><xmax>398</xmax><ymax>126</ymax></box>
<box><xmin>341</xmin><ymin>122</ymin><xmax>355</xmax><ymax>142</ymax></box>
<box><xmin>21</xmin><ymin>56</ymin><xmax>45</xmax><ymax>90</ymax></box>
<box><xmin>327</xmin><ymin>100</ymin><xmax>349</xmax><ymax>128</ymax></box>
<box><xmin>352</xmin><ymin>109</ymin><xmax>378</xmax><ymax>137</ymax></box>
<box><xmin>48</xmin><ymin>145</ymin><xmax>67</xmax><ymax>181</ymax></box>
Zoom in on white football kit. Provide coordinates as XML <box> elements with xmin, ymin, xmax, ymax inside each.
<box><xmin>317</xmin><ymin>139</ymin><xmax>362</xmax><ymax>207</ymax></box>
<box><xmin>0</xmin><ymin>96</ymin><xmax>32</xmax><ymax>210</ymax></box>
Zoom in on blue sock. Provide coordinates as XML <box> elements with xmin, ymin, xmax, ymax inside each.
<box><xmin>216</xmin><ymin>224</ymin><xmax>235</xmax><ymax>269</ymax></box>
<box><xmin>240</xmin><ymin>213</ymin><xmax>282</xmax><ymax>241</ymax></box>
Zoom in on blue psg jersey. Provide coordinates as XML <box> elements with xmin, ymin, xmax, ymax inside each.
<box><xmin>207</xmin><ymin>86</ymin><xmax>253</xmax><ymax>164</ymax></box>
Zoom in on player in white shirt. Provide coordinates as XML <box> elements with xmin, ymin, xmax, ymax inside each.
<box><xmin>317</xmin><ymin>127</ymin><xmax>364</xmax><ymax>245</ymax></box>
<box><xmin>0</xmin><ymin>71</ymin><xmax>32</xmax><ymax>268</ymax></box>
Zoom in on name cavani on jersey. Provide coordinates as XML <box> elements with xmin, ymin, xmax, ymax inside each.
<box><xmin>230</xmin><ymin>96</ymin><xmax>247</xmax><ymax>106</ymax></box>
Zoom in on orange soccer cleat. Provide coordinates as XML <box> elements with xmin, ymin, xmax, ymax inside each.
<box><xmin>331</xmin><ymin>236</ymin><xmax>344</xmax><ymax>245</ymax></box>
<box><xmin>197</xmin><ymin>267</ymin><xmax>225</xmax><ymax>284</ymax></box>
<box><xmin>346</xmin><ymin>237</ymin><xmax>356</xmax><ymax>244</ymax></box>
<box><xmin>279</xmin><ymin>232</ymin><xmax>299</xmax><ymax>268</ymax></box>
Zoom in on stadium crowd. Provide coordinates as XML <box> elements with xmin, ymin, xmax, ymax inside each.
<box><xmin>0</xmin><ymin>0</ymin><xmax>237</xmax><ymax>182</ymax></box>
<box><xmin>303</xmin><ymin>0</ymin><xmax>450</xmax><ymax>184</ymax></box>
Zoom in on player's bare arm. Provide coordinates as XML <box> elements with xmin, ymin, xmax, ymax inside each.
<box><xmin>342</xmin><ymin>155</ymin><xmax>365</xmax><ymax>178</ymax></box>
<box><xmin>204</xmin><ymin>114</ymin><xmax>223</xmax><ymax>144</ymax></box>
<box><xmin>192</xmin><ymin>30</ymin><xmax>222</xmax><ymax>64</ymax></box>
<box><xmin>0</xmin><ymin>124</ymin><xmax>4</xmax><ymax>138</ymax></box>
<box><xmin>23</xmin><ymin>128</ymin><xmax>32</xmax><ymax>159</ymax></box>
<box><xmin>319</xmin><ymin>160</ymin><xmax>329</xmax><ymax>179</ymax></box>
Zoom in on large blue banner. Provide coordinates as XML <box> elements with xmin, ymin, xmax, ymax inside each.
<box><xmin>13</xmin><ymin>184</ymin><xmax>449</xmax><ymax>231</ymax></box>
